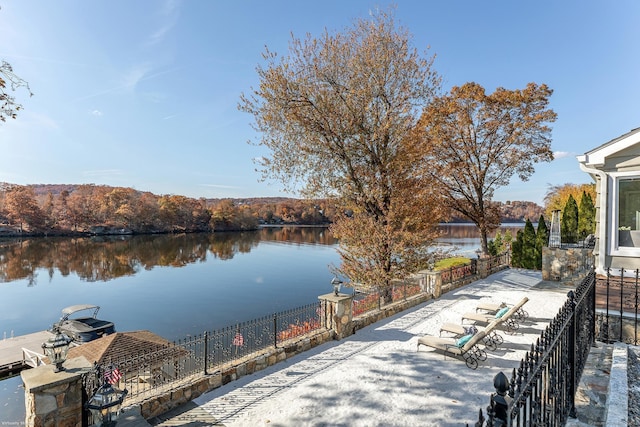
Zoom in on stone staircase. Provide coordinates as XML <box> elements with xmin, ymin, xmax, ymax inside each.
<box><xmin>566</xmin><ymin>341</ymin><xmax>628</xmax><ymax>427</ymax></box>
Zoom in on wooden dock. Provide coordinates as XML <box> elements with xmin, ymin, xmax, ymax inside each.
<box><xmin>0</xmin><ymin>330</ymin><xmax>54</xmax><ymax>377</ymax></box>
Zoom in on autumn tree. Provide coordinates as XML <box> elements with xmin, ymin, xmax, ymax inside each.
<box><xmin>4</xmin><ymin>185</ymin><xmax>44</xmax><ymax>232</ymax></box>
<box><xmin>416</xmin><ymin>82</ymin><xmax>556</xmax><ymax>256</ymax></box>
<box><xmin>1</xmin><ymin>60</ymin><xmax>32</xmax><ymax>122</ymax></box>
<box><xmin>239</xmin><ymin>9</ymin><xmax>445</xmax><ymax>296</ymax></box>
<box><xmin>66</xmin><ymin>185</ymin><xmax>101</xmax><ymax>231</ymax></box>
<box><xmin>210</xmin><ymin>199</ymin><xmax>256</xmax><ymax>231</ymax></box>
<box><xmin>544</xmin><ymin>183</ymin><xmax>595</xmax><ymax>219</ymax></box>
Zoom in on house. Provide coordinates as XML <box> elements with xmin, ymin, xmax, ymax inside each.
<box><xmin>577</xmin><ymin>127</ymin><xmax>640</xmax><ymax>275</ymax></box>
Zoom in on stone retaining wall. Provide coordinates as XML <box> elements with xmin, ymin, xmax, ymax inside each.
<box><xmin>542</xmin><ymin>246</ymin><xmax>593</xmax><ymax>281</ymax></box>
<box><xmin>596</xmin><ymin>311</ymin><xmax>640</xmax><ymax>345</ymax></box>
<box><xmin>136</xmin><ymin>329</ymin><xmax>334</xmax><ymax>419</ymax></box>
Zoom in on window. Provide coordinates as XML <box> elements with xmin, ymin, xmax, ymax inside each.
<box><xmin>618</xmin><ymin>178</ymin><xmax>640</xmax><ymax>247</ymax></box>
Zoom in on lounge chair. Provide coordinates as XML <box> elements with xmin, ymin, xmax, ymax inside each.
<box><xmin>475</xmin><ymin>296</ymin><xmax>529</xmax><ymax>321</ymax></box>
<box><xmin>461</xmin><ymin>297</ymin><xmax>529</xmax><ymax>334</ymax></box>
<box><xmin>417</xmin><ymin>330</ymin><xmax>487</xmax><ymax>369</ymax></box>
<box><xmin>439</xmin><ymin>318</ymin><xmax>504</xmax><ymax>350</ymax></box>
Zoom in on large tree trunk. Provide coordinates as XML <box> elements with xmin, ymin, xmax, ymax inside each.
<box><xmin>479</xmin><ymin>225</ymin><xmax>489</xmax><ymax>256</ymax></box>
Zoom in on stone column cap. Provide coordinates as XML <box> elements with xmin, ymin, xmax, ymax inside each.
<box><xmin>318</xmin><ymin>292</ymin><xmax>353</xmax><ymax>302</ymax></box>
<box><xmin>21</xmin><ymin>355</ymin><xmax>92</xmax><ymax>392</ymax></box>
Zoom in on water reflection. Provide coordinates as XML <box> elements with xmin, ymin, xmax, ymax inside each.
<box><xmin>436</xmin><ymin>223</ymin><xmax>525</xmax><ymax>257</ymax></box>
<box><xmin>0</xmin><ymin>227</ymin><xmax>338</xmax><ymax>285</ymax></box>
<box><xmin>0</xmin><ymin>224</ymin><xmax>524</xmax><ymax>285</ymax></box>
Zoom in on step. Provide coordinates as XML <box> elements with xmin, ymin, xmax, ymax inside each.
<box><xmin>566</xmin><ymin>341</ymin><xmax>628</xmax><ymax>427</ymax></box>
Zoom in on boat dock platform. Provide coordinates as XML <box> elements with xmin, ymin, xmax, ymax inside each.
<box><xmin>0</xmin><ymin>330</ymin><xmax>54</xmax><ymax>377</ymax></box>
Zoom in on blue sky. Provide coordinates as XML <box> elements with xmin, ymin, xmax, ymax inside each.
<box><xmin>0</xmin><ymin>1</ymin><xmax>638</xmax><ymax>205</ymax></box>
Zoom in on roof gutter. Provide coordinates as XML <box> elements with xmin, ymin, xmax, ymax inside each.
<box><xmin>578</xmin><ymin>161</ymin><xmax>608</xmax><ymax>275</ymax></box>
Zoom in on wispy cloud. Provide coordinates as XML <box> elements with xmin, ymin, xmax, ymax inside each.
<box><xmin>73</xmin><ymin>64</ymin><xmax>182</xmax><ymax>102</ymax></box>
<box><xmin>200</xmin><ymin>183</ymin><xmax>241</xmax><ymax>189</ymax></box>
<box><xmin>553</xmin><ymin>151</ymin><xmax>572</xmax><ymax>160</ymax></box>
<box><xmin>122</xmin><ymin>63</ymin><xmax>153</xmax><ymax>90</ymax></box>
<box><xmin>145</xmin><ymin>0</ymin><xmax>180</xmax><ymax>47</ymax></box>
<box><xmin>90</xmin><ymin>109</ymin><xmax>103</xmax><ymax>117</ymax></box>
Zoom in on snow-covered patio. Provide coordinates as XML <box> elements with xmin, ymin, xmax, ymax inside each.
<box><xmin>152</xmin><ymin>269</ymin><xmax>571</xmax><ymax>427</ymax></box>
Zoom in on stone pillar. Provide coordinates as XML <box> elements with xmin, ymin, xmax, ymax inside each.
<box><xmin>477</xmin><ymin>257</ymin><xmax>490</xmax><ymax>279</ymax></box>
<box><xmin>424</xmin><ymin>270</ymin><xmax>442</xmax><ymax>298</ymax></box>
<box><xmin>412</xmin><ymin>270</ymin><xmax>429</xmax><ymax>293</ymax></box>
<box><xmin>21</xmin><ymin>356</ymin><xmax>92</xmax><ymax>427</ymax></box>
<box><xmin>318</xmin><ymin>292</ymin><xmax>354</xmax><ymax>340</ymax></box>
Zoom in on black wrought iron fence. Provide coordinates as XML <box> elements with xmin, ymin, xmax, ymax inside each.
<box><xmin>469</xmin><ymin>269</ymin><xmax>596</xmax><ymax>426</ymax></box>
<box><xmin>440</xmin><ymin>260</ymin><xmax>477</xmax><ymax>285</ymax></box>
<box><xmin>596</xmin><ymin>268</ymin><xmax>640</xmax><ymax>345</ymax></box>
<box><xmin>351</xmin><ymin>280</ymin><xmax>429</xmax><ymax>317</ymax></box>
<box><xmin>556</xmin><ymin>232</ymin><xmax>596</xmax><ymax>249</ymax></box>
<box><xmin>487</xmin><ymin>252</ymin><xmax>510</xmax><ymax>275</ymax></box>
<box><xmin>391</xmin><ymin>281</ymin><xmax>422</xmax><ymax>302</ymax></box>
<box><xmin>352</xmin><ymin>290</ymin><xmax>381</xmax><ymax>317</ymax></box>
<box><xmin>91</xmin><ymin>302</ymin><xmax>324</xmax><ymax>402</ymax></box>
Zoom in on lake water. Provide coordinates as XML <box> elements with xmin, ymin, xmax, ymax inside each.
<box><xmin>0</xmin><ymin>223</ymin><xmax>523</xmax><ymax>422</ymax></box>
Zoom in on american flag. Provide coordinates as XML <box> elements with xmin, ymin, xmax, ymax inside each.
<box><xmin>104</xmin><ymin>367</ymin><xmax>122</xmax><ymax>385</ymax></box>
<box><xmin>232</xmin><ymin>332</ymin><xmax>244</xmax><ymax>347</ymax></box>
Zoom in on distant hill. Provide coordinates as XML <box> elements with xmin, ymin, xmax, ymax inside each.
<box><xmin>2</xmin><ymin>183</ymin><xmax>545</xmax><ymax>223</ymax></box>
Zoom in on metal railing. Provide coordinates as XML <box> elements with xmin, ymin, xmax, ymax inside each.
<box><xmin>553</xmin><ymin>232</ymin><xmax>596</xmax><ymax>249</ymax></box>
<box><xmin>352</xmin><ymin>253</ymin><xmax>510</xmax><ymax>318</ymax></box>
<box><xmin>90</xmin><ymin>302</ymin><xmax>324</xmax><ymax>401</ymax></box>
<box><xmin>486</xmin><ymin>252</ymin><xmax>510</xmax><ymax>275</ymax></box>
<box><xmin>391</xmin><ymin>281</ymin><xmax>422</xmax><ymax>302</ymax></box>
<box><xmin>441</xmin><ymin>260</ymin><xmax>477</xmax><ymax>286</ymax></box>
<box><xmin>352</xmin><ymin>290</ymin><xmax>381</xmax><ymax>317</ymax></box>
<box><xmin>596</xmin><ymin>268</ymin><xmax>640</xmax><ymax>345</ymax></box>
<box><xmin>351</xmin><ymin>280</ymin><xmax>425</xmax><ymax>318</ymax></box>
<box><xmin>469</xmin><ymin>269</ymin><xmax>596</xmax><ymax>426</ymax></box>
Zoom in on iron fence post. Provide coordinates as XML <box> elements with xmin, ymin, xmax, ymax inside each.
<box><xmin>605</xmin><ymin>269</ymin><xmax>611</xmax><ymax>342</ymax></box>
<box><xmin>491</xmin><ymin>371</ymin><xmax>510</xmax><ymax>426</ymax></box>
<box><xmin>568</xmin><ymin>290</ymin><xmax>577</xmax><ymax>418</ymax></box>
<box><xmin>273</xmin><ymin>313</ymin><xmax>277</xmax><ymax>348</ymax></box>
<box><xmin>592</xmin><ymin>270</ymin><xmax>597</xmax><ymax>347</ymax></box>
<box><xmin>204</xmin><ymin>331</ymin><xmax>208</xmax><ymax>375</ymax></box>
<box><xmin>620</xmin><ymin>269</ymin><xmax>625</xmax><ymax>341</ymax></box>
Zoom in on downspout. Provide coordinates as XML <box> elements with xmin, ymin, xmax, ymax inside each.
<box><xmin>578</xmin><ymin>162</ymin><xmax>608</xmax><ymax>275</ymax></box>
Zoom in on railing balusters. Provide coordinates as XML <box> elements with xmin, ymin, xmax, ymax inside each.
<box><xmin>620</xmin><ymin>269</ymin><xmax>625</xmax><ymax>341</ymax></box>
<box><xmin>473</xmin><ymin>269</ymin><xmax>596</xmax><ymax>426</ymax></box>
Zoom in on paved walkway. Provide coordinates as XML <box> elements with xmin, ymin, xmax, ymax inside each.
<box><xmin>114</xmin><ymin>269</ymin><xmax>628</xmax><ymax>426</ymax></box>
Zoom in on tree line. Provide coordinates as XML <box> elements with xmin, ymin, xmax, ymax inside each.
<box><xmin>0</xmin><ymin>183</ymin><xmax>545</xmax><ymax>236</ymax></box>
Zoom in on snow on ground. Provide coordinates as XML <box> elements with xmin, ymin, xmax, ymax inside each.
<box><xmin>190</xmin><ymin>269</ymin><xmax>571</xmax><ymax>427</ymax></box>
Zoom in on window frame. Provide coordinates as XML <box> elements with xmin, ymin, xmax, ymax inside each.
<box><xmin>609</xmin><ymin>171</ymin><xmax>640</xmax><ymax>256</ymax></box>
